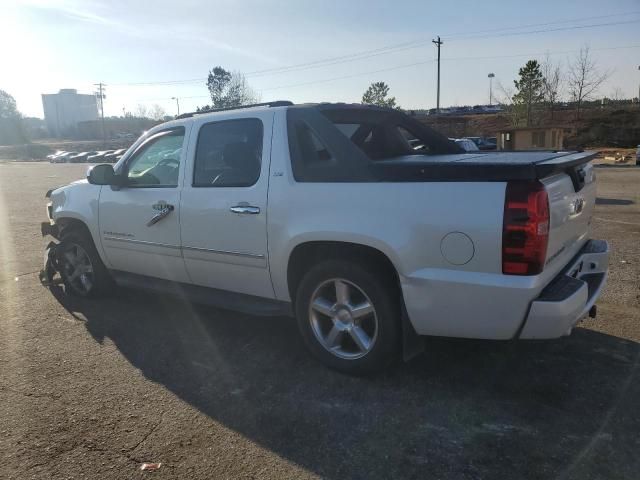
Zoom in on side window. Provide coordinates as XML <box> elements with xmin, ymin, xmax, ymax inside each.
<box><xmin>397</xmin><ymin>126</ymin><xmax>428</xmax><ymax>152</ymax></box>
<box><xmin>193</xmin><ymin>119</ymin><xmax>263</xmax><ymax>187</ymax></box>
<box><xmin>294</xmin><ymin>122</ymin><xmax>334</xmax><ymax>164</ymax></box>
<box><xmin>126</xmin><ymin>128</ymin><xmax>185</xmax><ymax>187</ymax></box>
<box><xmin>286</xmin><ymin>108</ymin><xmax>373</xmax><ymax>183</ymax></box>
<box><xmin>334</xmin><ymin>123</ymin><xmax>360</xmax><ymax>140</ymax></box>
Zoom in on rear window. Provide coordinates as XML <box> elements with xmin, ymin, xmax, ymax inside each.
<box><xmin>320</xmin><ymin>108</ymin><xmax>458</xmax><ymax>160</ymax></box>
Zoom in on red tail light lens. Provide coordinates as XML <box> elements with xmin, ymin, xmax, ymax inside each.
<box><xmin>502</xmin><ymin>181</ymin><xmax>550</xmax><ymax>275</ymax></box>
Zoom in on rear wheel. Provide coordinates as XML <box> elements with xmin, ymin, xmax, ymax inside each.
<box><xmin>58</xmin><ymin>230</ymin><xmax>112</xmax><ymax>297</ymax></box>
<box><xmin>295</xmin><ymin>260</ymin><xmax>400</xmax><ymax>375</ymax></box>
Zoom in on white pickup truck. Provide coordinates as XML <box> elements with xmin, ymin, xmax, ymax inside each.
<box><xmin>41</xmin><ymin>101</ymin><xmax>610</xmax><ymax>374</ymax></box>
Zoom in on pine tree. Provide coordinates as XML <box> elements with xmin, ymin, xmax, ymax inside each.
<box><xmin>512</xmin><ymin>60</ymin><xmax>544</xmax><ymax>126</ymax></box>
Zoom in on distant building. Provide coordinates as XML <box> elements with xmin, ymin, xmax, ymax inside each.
<box><xmin>41</xmin><ymin>89</ymin><xmax>99</xmax><ymax>138</ymax></box>
<box><xmin>496</xmin><ymin>126</ymin><xmax>576</xmax><ymax>151</ymax></box>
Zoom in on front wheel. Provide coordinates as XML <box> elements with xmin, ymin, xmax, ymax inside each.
<box><xmin>58</xmin><ymin>230</ymin><xmax>113</xmax><ymax>297</ymax></box>
<box><xmin>295</xmin><ymin>260</ymin><xmax>400</xmax><ymax>375</ymax></box>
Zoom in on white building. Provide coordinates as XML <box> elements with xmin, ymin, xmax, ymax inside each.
<box><xmin>41</xmin><ymin>89</ymin><xmax>99</xmax><ymax>138</ymax></box>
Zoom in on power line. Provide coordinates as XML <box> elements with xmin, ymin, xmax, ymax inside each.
<box><xmin>445</xmin><ymin>11</ymin><xmax>640</xmax><ymax>39</ymax></box>
<box><xmin>122</xmin><ymin>43</ymin><xmax>640</xmax><ymax>104</ymax></box>
<box><xmin>108</xmin><ymin>12</ymin><xmax>640</xmax><ymax>87</ymax></box>
<box><xmin>449</xmin><ymin>18</ymin><xmax>640</xmax><ymax>41</ymax></box>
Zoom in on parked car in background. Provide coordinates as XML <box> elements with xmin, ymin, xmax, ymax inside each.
<box><xmin>52</xmin><ymin>152</ymin><xmax>78</xmax><ymax>163</ymax></box>
<box><xmin>453</xmin><ymin>138</ymin><xmax>480</xmax><ymax>152</ymax></box>
<box><xmin>69</xmin><ymin>151</ymin><xmax>98</xmax><ymax>163</ymax></box>
<box><xmin>103</xmin><ymin>149</ymin><xmax>126</xmax><ymax>162</ymax></box>
<box><xmin>42</xmin><ymin>102</ymin><xmax>609</xmax><ymax>374</ymax></box>
<box><xmin>87</xmin><ymin>150</ymin><xmax>115</xmax><ymax>163</ymax></box>
<box><xmin>47</xmin><ymin>151</ymin><xmax>67</xmax><ymax>162</ymax></box>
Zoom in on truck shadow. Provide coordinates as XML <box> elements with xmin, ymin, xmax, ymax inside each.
<box><xmin>49</xmin><ymin>285</ymin><xmax>640</xmax><ymax>479</ymax></box>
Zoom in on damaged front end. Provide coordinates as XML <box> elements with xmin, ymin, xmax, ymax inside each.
<box><xmin>39</xmin><ymin>239</ymin><xmax>61</xmax><ymax>286</ymax></box>
<box><xmin>40</xmin><ymin>193</ymin><xmax>62</xmax><ymax>286</ymax></box>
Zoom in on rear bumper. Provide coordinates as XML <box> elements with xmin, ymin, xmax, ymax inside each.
<box><xmin>518</xmin><ymin>239</ymin><xmax>610</xmax><ymax>339</ymax></box>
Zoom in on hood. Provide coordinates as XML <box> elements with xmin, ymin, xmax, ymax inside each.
<box><xmin>46</xmin><ymin>178</ymin><xmax>89</xmax><ymax>198</ymax></box>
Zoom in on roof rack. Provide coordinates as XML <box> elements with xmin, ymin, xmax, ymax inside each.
<box><xmin>176</xmin><ymin>100</ymin><xmax>294</xmax><ymax>119</ymax></box>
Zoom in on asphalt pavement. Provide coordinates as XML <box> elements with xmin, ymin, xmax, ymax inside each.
<box><xmin>1</xmin><ymin>161</ymin><xmax>638</xmax><ymax>479</ymax></box>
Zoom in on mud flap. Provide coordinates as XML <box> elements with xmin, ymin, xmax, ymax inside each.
<box><xmin>39</xmin><ymin>241</ymin><xmax>60</xmax><ymax>286</ymax></box>
<box><xmin>401</xmin><ymin>297</ymin><xmax>424</xmax><ymax>361</ymax></box>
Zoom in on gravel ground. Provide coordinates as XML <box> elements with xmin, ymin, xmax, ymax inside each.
<box><xmin>1</xmin><ymin>162</ymin><xmax>638</xmax><ymax>480</ymax></box>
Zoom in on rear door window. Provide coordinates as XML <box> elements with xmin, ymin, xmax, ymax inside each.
<box><xmin>193</xmin><ymin>119</ymin><xmax>263</xmax><ymax>187</ymax></box>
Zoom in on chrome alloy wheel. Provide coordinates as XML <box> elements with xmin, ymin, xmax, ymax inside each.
<box><xmin>61</xmin><ymin>243</ymin><xmax>95</xmax><ymax>295</ymax></box>
<box><xmin>308</xmin><ymin>278</ymin><xmax>378</xmax><ymax>360</ymax></box>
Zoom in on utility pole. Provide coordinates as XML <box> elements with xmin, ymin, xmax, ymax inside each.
<box><xmin>488</xmin><ymin>73</ymin><xmax>495</xmax><ymax>105</ymax></box>
<box><xmin>432</xmin><ymin>36</ymin><xmax>443</xmax><ymax>113</ymax></box>
<box><xmin>171</xmin><ymin>96</ymin><xmax>180</xmax><ymax>116</ymax></box>
<box><xmin>94</xmin><ymin>82</ymin><xmax>106</xmax><ymax>147</ymax></box>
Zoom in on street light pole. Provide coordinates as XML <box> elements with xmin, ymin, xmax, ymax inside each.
<box><xmin>488</xmin><ymin>73</ymin><xmax>495</xmax><ymax>106</ymax></box>
<box><xmin>171</xmin><ymin>97</ymin><xmax>180</xmax><ymax>116</ymax></box>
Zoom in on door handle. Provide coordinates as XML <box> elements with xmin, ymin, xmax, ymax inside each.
<box><xmin>230</xmin><ymin>205</ymin><xmax>260</xmax><ymax>215</ymax></box>
<box><xmin>147</xmin><ymin>204</ymin><xmax>174</xmax><ymax>226</ymax></box>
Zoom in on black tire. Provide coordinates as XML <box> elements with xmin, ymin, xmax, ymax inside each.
<box><xmin>58</xmin><ymin>229</ymin><xmax>113</xmax><ymax>297</ymax></box>
<box><xmin>295</xmin><ymin>259</ymin><xmax>400</xmax><ymax>375</ymax></box>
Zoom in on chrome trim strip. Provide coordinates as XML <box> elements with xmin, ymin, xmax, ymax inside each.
<box><xmin>182</xmin><ymin>245</ymin><xmax>265</xmax><ymax>259</ymax></box>
<box><xmin>103</xmin><ymin>236</ymin><xmax>180</xmax><ymax>250</ymax></box>
<box><xmin>103</xmin><ymin>236</ymin><xmax>264</xmax><ymax>259</ymax></box>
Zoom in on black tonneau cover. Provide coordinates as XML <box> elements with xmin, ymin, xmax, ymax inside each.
<box><xmin>370</xmin><ymin>151</ymin><xmax>597</xmax><ymax>182</ymax></box>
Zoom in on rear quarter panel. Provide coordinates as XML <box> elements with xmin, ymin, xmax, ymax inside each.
<box><xmin>267</xmin><ymin>111</ymin><xmax>507</xmax><ymax>302</ymax></box>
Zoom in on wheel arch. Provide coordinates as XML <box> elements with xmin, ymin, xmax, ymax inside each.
<box><xmin>286</xmin><ymin>240</ymin><xmax>402</xmax><ymax>305</ymax></box>
<box><xmin>54</xmin><ymin>215</ymin><xmax>110</xmax><ymax>267</ymax></box>
<box><xmin>56</xmin><ymin>216</ymin><xmax>92</xmax><ymax>238</ymax></box>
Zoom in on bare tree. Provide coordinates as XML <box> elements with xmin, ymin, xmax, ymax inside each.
<box><xmin>135</xmin><ymin>104</ymin><xmax>149</xmax><ymax>118</ymax></box>
<box><xmin>205</xmin><ymin>67</ymin><xmax>259</xmax><ymax>109</ymax></box>
<box><xmin>495</xmin><ymin>80</ymin><xmax>523</xmax><ymax>127</ymax></box>
<box><xmin>567</xmin><ymin>45</ymin><xmax>611</xmax><ymax>119</ymax></box>
<box><xmin>541</xmin><ymin>54</ymin><xmax>563</xmax><ymax>120</ymax></box>
<box><xmin>225</xmin><ymin>72</ymin><xmax>260</xmax><ymax>107</ymax></box>
<box><xmin>149</xmin><ymin>104</ymin><xmax>166</xmax><ymax>121</ymax></box>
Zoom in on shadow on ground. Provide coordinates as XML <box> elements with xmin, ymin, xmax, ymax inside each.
<box><xmin>595</xmin><ymin>197</ymin><xmax>635</xmax><ymax>206</ymax></box>
<box><xmin>50</xmin><ymin>286</ymin><xmax>640</xmax><ymax>480</ymax></box>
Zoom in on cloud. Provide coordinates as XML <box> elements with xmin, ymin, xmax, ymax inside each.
<box><xmin>17</xmin><ymin>0</ymin><xmax>279</xmax><ymax>65</ymax></box>
<box><xmin>17</xmin><ymin>0</ymin><xmax>123</xmax><ymax>28</ymax></box>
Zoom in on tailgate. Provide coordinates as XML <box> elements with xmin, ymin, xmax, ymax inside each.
<box><xmin>540</xmin><ymin>156</ymin><xmax>596</xmax><ymax>276</ymax></box>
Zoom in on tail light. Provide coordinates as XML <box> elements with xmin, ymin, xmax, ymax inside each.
<box><xmin>502</xmin><ymin>181</ymin><xmax>550</xmax><ymax>275</ymax></box>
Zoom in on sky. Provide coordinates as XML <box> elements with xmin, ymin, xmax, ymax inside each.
<box><xmin>1</xmin><ymin>0</ymin><xmax>639</xmax><ymax>118</ymax></box>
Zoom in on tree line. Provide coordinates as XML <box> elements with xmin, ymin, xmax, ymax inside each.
<box><xmin>500</xmin><ymin>45</ymin><xmax>612</xmax><ymax>126</ymax></box>
<box><xmin>0</xmin><ymin>90</ymin><xmax>27</xmax><ymax>145</ymax></box>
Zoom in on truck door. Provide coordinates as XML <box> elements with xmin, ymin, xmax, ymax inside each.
<box><xmin>179</xmin><ymin>112</ymin><xmax>275</xmax><ymax>298</ymax></box>
<box><xmin>98</xmin><ymin>126</ymin><xmax>190</xmax><ymax>282</ymax></box>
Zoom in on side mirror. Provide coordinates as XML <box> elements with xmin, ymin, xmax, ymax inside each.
<box><xmin>87</xmin><ymin>164</ymin><xmax>117</xmax><ymax>185</ymax></box>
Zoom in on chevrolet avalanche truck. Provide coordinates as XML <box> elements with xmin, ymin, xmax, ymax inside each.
<box><xmin>41</xmin><ymin>101</ymin><xmax>610</xmax><ymax>374</ymax></box>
